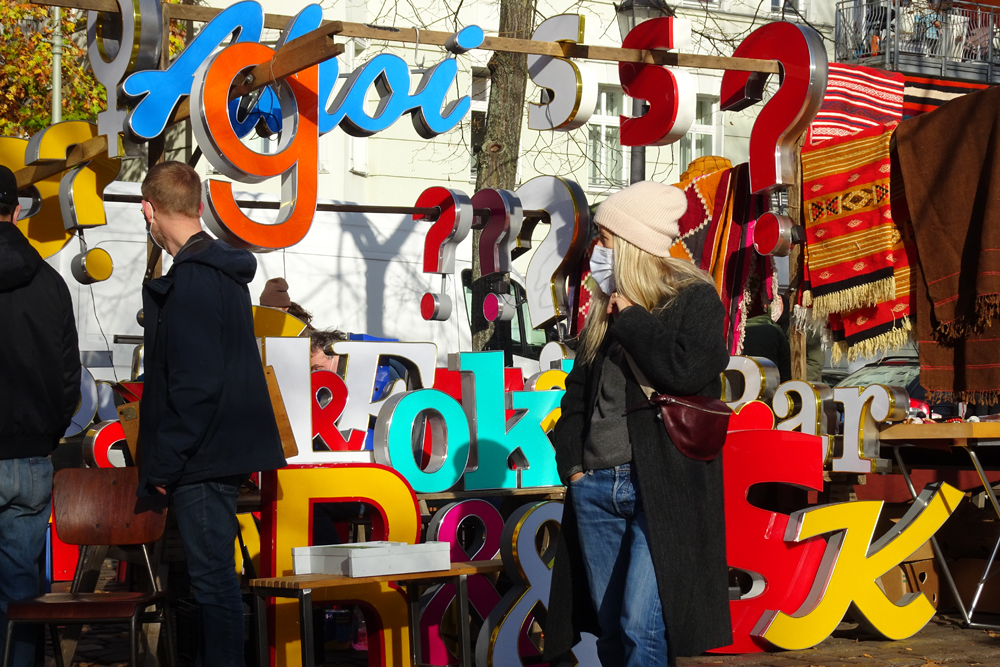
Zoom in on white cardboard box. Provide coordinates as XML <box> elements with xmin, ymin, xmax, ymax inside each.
<box><xmin>291</xmin><ymin>541</ymin><xmax>451</xmax><ymax>577</ymax></box>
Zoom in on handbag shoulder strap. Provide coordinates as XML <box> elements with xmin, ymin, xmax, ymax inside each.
<box><xmin>622</xmin><ymin>350</ymin><xmax>655</xmax><ymax>399</ymax></box>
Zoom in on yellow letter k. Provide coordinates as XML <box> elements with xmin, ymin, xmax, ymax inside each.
<box><xmin>754</xmin><ymin>482</ymin><xmax>964</xmax><ymax>649</ymax></box>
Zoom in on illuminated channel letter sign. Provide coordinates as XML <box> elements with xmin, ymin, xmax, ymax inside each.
<box><xmin>619</xmin><ymin>17</ymin><xmax>695</xmax><ymax>147</ymax></box>
<box><xmin>88</xmin><ymin>0</ymin><xmax>161</xmax><ymax>157</ymax></box>
<box><xmin>527</xmin><ymin>15</ymin><xmax>597</xmax><ymax>131</ymax></box>
<box><xmin>755</xmin><ymin>483</ymin><xmax>964</xmax><ymax>648</ymax></box>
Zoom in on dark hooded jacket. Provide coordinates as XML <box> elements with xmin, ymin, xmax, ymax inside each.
<box><xmin>544</xmin><ymin>281</ymin><xmax>732</xmax><ymax>664</ymax></box>
<box><xmin>138</xmin><ymin>233</ymin><xmax>285</xmax><ymax>495</ymax></box>
<box><xmin>0</xmin><ymin>222</ymin><xmax>80</xmax><ymax>459</ymax></box>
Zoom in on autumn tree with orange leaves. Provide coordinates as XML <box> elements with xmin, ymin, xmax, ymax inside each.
<box><xmin>0</xmin><ymin>2</ymin><xmax>188</xmax><ymax>139</ymax></box>
<box><xmin>0</xmin><ymin>3</ymin><xmax>104</xmax><ymax>137</ymax></box>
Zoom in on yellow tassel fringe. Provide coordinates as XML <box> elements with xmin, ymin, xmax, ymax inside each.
<box><xmin>811</xmin><ymin>275</ymin><xmax>896</xmax><ymax>320</ymax></box>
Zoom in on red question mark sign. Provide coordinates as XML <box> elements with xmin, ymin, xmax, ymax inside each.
<box><xmin>471</xmin><ymin>188</ymin><xmax>524</xmax><ymax>323</ymax></box>
<box><xmin>618</xmin><ymin>17</ymin><xmax>696</xmax><ymax>147</ymax></box>
<box><xmin>720</xmin><ymin>22</ymin><xmax>828</xmax><ymax>195</ymax></box>
<box><xmin>417</xmin><ymin>187</ymin><xmax>474</xmax><ymax>321</ymax></box>
<box><xmin>312</xmin><ymin>370</ymin><xmax>367</xmax><ymax>450</ymax></box>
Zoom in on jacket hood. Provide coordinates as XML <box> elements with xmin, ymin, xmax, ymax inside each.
<box><xmin>0</xmin><ymin>222</ymin><xmax>42</xmax><ymax>291</ymax></box>
<box><xmin>174</xmin><ymin>237</ymin><xmax>257</xmax><ymax>285</ymax></box>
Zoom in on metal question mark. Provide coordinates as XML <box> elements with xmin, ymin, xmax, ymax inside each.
<box><xmin>720</xmin><ymin>22</ymin><xmax>828</xmax><ymax>195</ymax></box>
<box><xmin>471</xmin><ymin>188</ymin><xmax>523</xmax><ymax>323</ymax></box>
<box><xmin>514</xmin><ymin>176</ymin><xmax>590</xmax><ymax>331</ymax></box>
<box><xmin>527</xmin><ymin>14</ymin><xmax>597</xmax><ymax>131</ymax></box>
<box><xmin>416</xmin><ymin>187</ymin><xmax>475</xmax><ymax>321</ymax></box>
<box><xmin>619</xmin><ymin>17</ymin><xmax>696</xmax><ymax>147</ymax></box>
<box><xmin>0</xmin><ymin>137</ymin><xmax>68</xmax><ymax>260</ymax></box>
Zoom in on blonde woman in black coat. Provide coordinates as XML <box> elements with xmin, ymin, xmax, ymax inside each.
<box><xmin>544</xmin><ymin>181</ymin><xmax>732</xmax><ymax>667</ymax></box>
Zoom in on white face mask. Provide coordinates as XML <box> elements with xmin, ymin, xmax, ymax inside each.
<box><xmin>589</xmin><ymin>245</ymin><xmax>616</xmax><ymax>295</ymax></box>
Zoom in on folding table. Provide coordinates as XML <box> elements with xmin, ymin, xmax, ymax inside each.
<box><xmin>880</xmin><ymin>421</ymin><xmax>1000</xmax><ymax>629</ymax></box>
<box><xmin>251</xmin><ymin>560</ymin><xmax>504</xmax><ymax>667</ymax></box>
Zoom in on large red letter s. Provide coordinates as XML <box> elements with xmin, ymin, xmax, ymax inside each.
<box><xmin>712</xmin><ymin>429</ymin><xmax>827</xmax><ymax>653</ymax></box>
<box><xmin>618</xmin><ymin>17</ymin><xmax>696</xmax><ymax>147</ymax></box>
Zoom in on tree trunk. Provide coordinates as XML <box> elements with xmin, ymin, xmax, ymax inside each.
<box><xmin>470</xmin><ymin>0</ymin><xmax>535</xmax><ymax>356</ymax></box>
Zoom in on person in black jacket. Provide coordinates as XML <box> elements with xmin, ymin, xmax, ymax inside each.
<box><xmin>545</xmin><ymin>181</ymin><xmax>732</xmax><ymax>667</ymax></box>
<box><xmin>0</xmin><ymin>165</ymin><xmax>81</xmax><ymax>667</ymax></box>
<box><xmin>138</xmin><ymin>162</ymin><xmax>285</xmax><ymax>667</ymax></box>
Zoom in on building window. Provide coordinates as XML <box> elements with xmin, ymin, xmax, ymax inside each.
<box><xmin>588</xmin><ymin>86</ymin><xmax>628</xmax><ymax>190</ymax></box>
<box><xmin>772</xmin><ymin>0</ymin><xmax>807</xmax><ymax>17</ymax></box>
<box><xmin>678</xmin><ymin>96</ymin><xmax>720</xmax><ymax>175</ymax></box>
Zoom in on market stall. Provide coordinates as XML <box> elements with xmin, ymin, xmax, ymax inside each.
<box><xmin>4</xmin><ymin>0</ymin><xmax>1000</xmax><ymax>665</ymax></box>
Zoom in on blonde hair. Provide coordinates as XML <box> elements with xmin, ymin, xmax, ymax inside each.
<box><xmin>576</xmin><ymin>233</ymin><xmax>715</xmax><ymax>366</ymax></box>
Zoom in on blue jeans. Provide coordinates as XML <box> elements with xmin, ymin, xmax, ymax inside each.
<box><xmin>0</xmin><ymin>457</ymin><xmax>53</xmax><ymax>667</ymax></box>
<box><xmin>172</xmin><ymin>478</ymin><xmax>244</xmax><ymax>667</ymax></box>
<box><xmin>569</xmin><ymin>464</ymin><xmax>667</xmax><ymax>667</ymax></box>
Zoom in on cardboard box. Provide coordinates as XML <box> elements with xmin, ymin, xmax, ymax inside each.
<box><xmin>934</xmin><ymin>505</ymin><xmax>1000</xmax><ymax>561</ymax></box>
<box><xmin>879</xmin><ymin>558</ymin><xmax>940</xmax><ymax>608</ymax></box>
<box><xmin>292</xmin><ymin>541</ymin><xmax>451</xmax><ymax>577</ymax></box>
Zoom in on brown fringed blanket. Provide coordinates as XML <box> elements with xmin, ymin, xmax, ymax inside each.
<box><xmin>895</xmin><ymin>85</ymin><xmax>1000</xmax><ymax>404</ymax></box>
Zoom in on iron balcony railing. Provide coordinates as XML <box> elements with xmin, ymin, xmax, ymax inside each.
<box><xmin>835</xmin><ymin>0</ymin><xmax>1000</xmax><ymax>82</ymax></box>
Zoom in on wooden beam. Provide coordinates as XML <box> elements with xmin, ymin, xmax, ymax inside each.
<box><xmin>231</xmin><ymin>22</ymin><xmax>344</xmax><ymax>99</ymax></box>
<box><xmin>32</xmin><ymin>0</ymin><xmax>780</xmax><ymax>73</ymax></box>
<box><xmin>15</xmin><ymin>135</ymin><xmax>109</xmax><ymax>188</ymax></box>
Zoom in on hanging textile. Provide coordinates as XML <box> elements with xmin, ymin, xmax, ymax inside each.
<box><xmin>669</xmin><ymin>165</ymin><xmax>732</xmax><ymax>266</ymax></box>
<box><xmin>913</xmin><ymin>261</ymin><xmax>1000</xmax><ymax>405</ymax></box>
<box><xmin>832</xmin><ymin>235</ymin><xmax>915</xmax><ymax>362</ymax></box>
<box><xmin>829</xmin><ymin>147</ymin><xmax>916</xmax><ymax>362</ymax></box>
<box><xmin>896</xmin><ymin>85</ymin><xmax>1000</xmax><ymax>403</ymax></box>
<box><xmin>902</xmin><ymin>76</ymin><xmax>992</xmax><ymax>120</ymax></box>
<box><xmin>896</xmin><ymin>84</ymin><xmax>1000</xmax><ymax>343</ymax></box>
<box><xmin>702</xmin><ymin>164</ymin><xmax>778</xmax><ymax>354</ymax></box>
<box><xmin>801</xmin><ymin>124</ymin><xmax>898</xmax><ymax>320</ymax></box>
<box><xmin>807</xmin><ymin>64</ymin><xmax>904</xmax><ymax>146</ymax></box>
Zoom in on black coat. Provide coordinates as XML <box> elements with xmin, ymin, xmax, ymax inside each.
<box><xmin>138</xmin><ymin>234</ymin><xmax>285</xmax><ymax>495</ymax></box>
<box><xmin>544</xmin><ymin>281</ymin><xmax>732</xmax><ymax>664</ymax></box>
<box><xmin>0</xmin><ymin>222</ymin><xmax>80</xmax><ymax>459</ymax></box>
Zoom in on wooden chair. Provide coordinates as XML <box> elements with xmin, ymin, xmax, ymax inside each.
<box><xmin>1</xmin><ymin>467</ymin><xmax>176</xmax><ymax>667</ymax></box>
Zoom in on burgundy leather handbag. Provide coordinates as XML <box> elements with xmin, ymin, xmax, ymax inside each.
<box><xmin>623</xmin><ymin>353</ymin><xmax>732</xmax><ymax>461</ymax></box>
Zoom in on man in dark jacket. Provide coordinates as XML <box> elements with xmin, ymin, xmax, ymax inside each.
<box><xmin>138</xmin><ymin>162</ymin><xmax>285</xmax><ymax>667</ymax></box>
<box><xmin>0</xmin><ymin>165</ymin><xmax>81</xmax><ymax>667</ymax></box>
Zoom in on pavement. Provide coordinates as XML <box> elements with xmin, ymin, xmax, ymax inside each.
<box><xmin>40</xmin><ymin>614</ymin><xmax>1000</xmax><ymax>667</ymax></box>
<box><xmin>42</xmin><ymin>561</ymin><xmax>1000</xmax><ymax>667</ymax></box>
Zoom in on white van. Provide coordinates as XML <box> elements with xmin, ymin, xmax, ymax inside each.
<box><xmin>47</xmin><ymin>181</ymin><xmax>510</xmax><ymax>382</ymax></box>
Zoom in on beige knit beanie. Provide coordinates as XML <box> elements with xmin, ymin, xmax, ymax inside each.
<box><xmin>594</xmin><ymin>181</ymin><xmax>687</xmax><ymax>257</ymax></box>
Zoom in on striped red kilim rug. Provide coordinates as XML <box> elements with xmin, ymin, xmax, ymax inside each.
<box><xmin>807</xmin><ymin>64</ymin><xmax>903</xmax><ymax>146</ymax></box>
<box><xmin>801</xmin><ymin>124</ymin><xmax>898</xmax><ymax>320</ymax></box>
<box><xmin>902</xmin><ymin>76</ymin><xmax>991</xmax><ymax>120</ymax></box>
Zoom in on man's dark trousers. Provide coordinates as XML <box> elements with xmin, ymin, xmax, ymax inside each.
<box><xmin>172</xmin><ymin>478</ymin><xmax>243</xmax><ymax>667</ymax></box>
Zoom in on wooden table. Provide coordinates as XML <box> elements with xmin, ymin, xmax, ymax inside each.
<box><xmin>251</xmin><ymin>560</ymin><xmax>505</xmax><ymax>667</ymax></box>
<box><xmin>879</xmin><ymin>422</ymin><xmax>1000</xmax><ymax>629</ymax></box>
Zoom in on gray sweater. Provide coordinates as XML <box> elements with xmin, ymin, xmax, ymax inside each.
<box><xmin>582</xmin><ymin>341</ymin><xmax>632</xmax><ymax>472</ymax></box>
